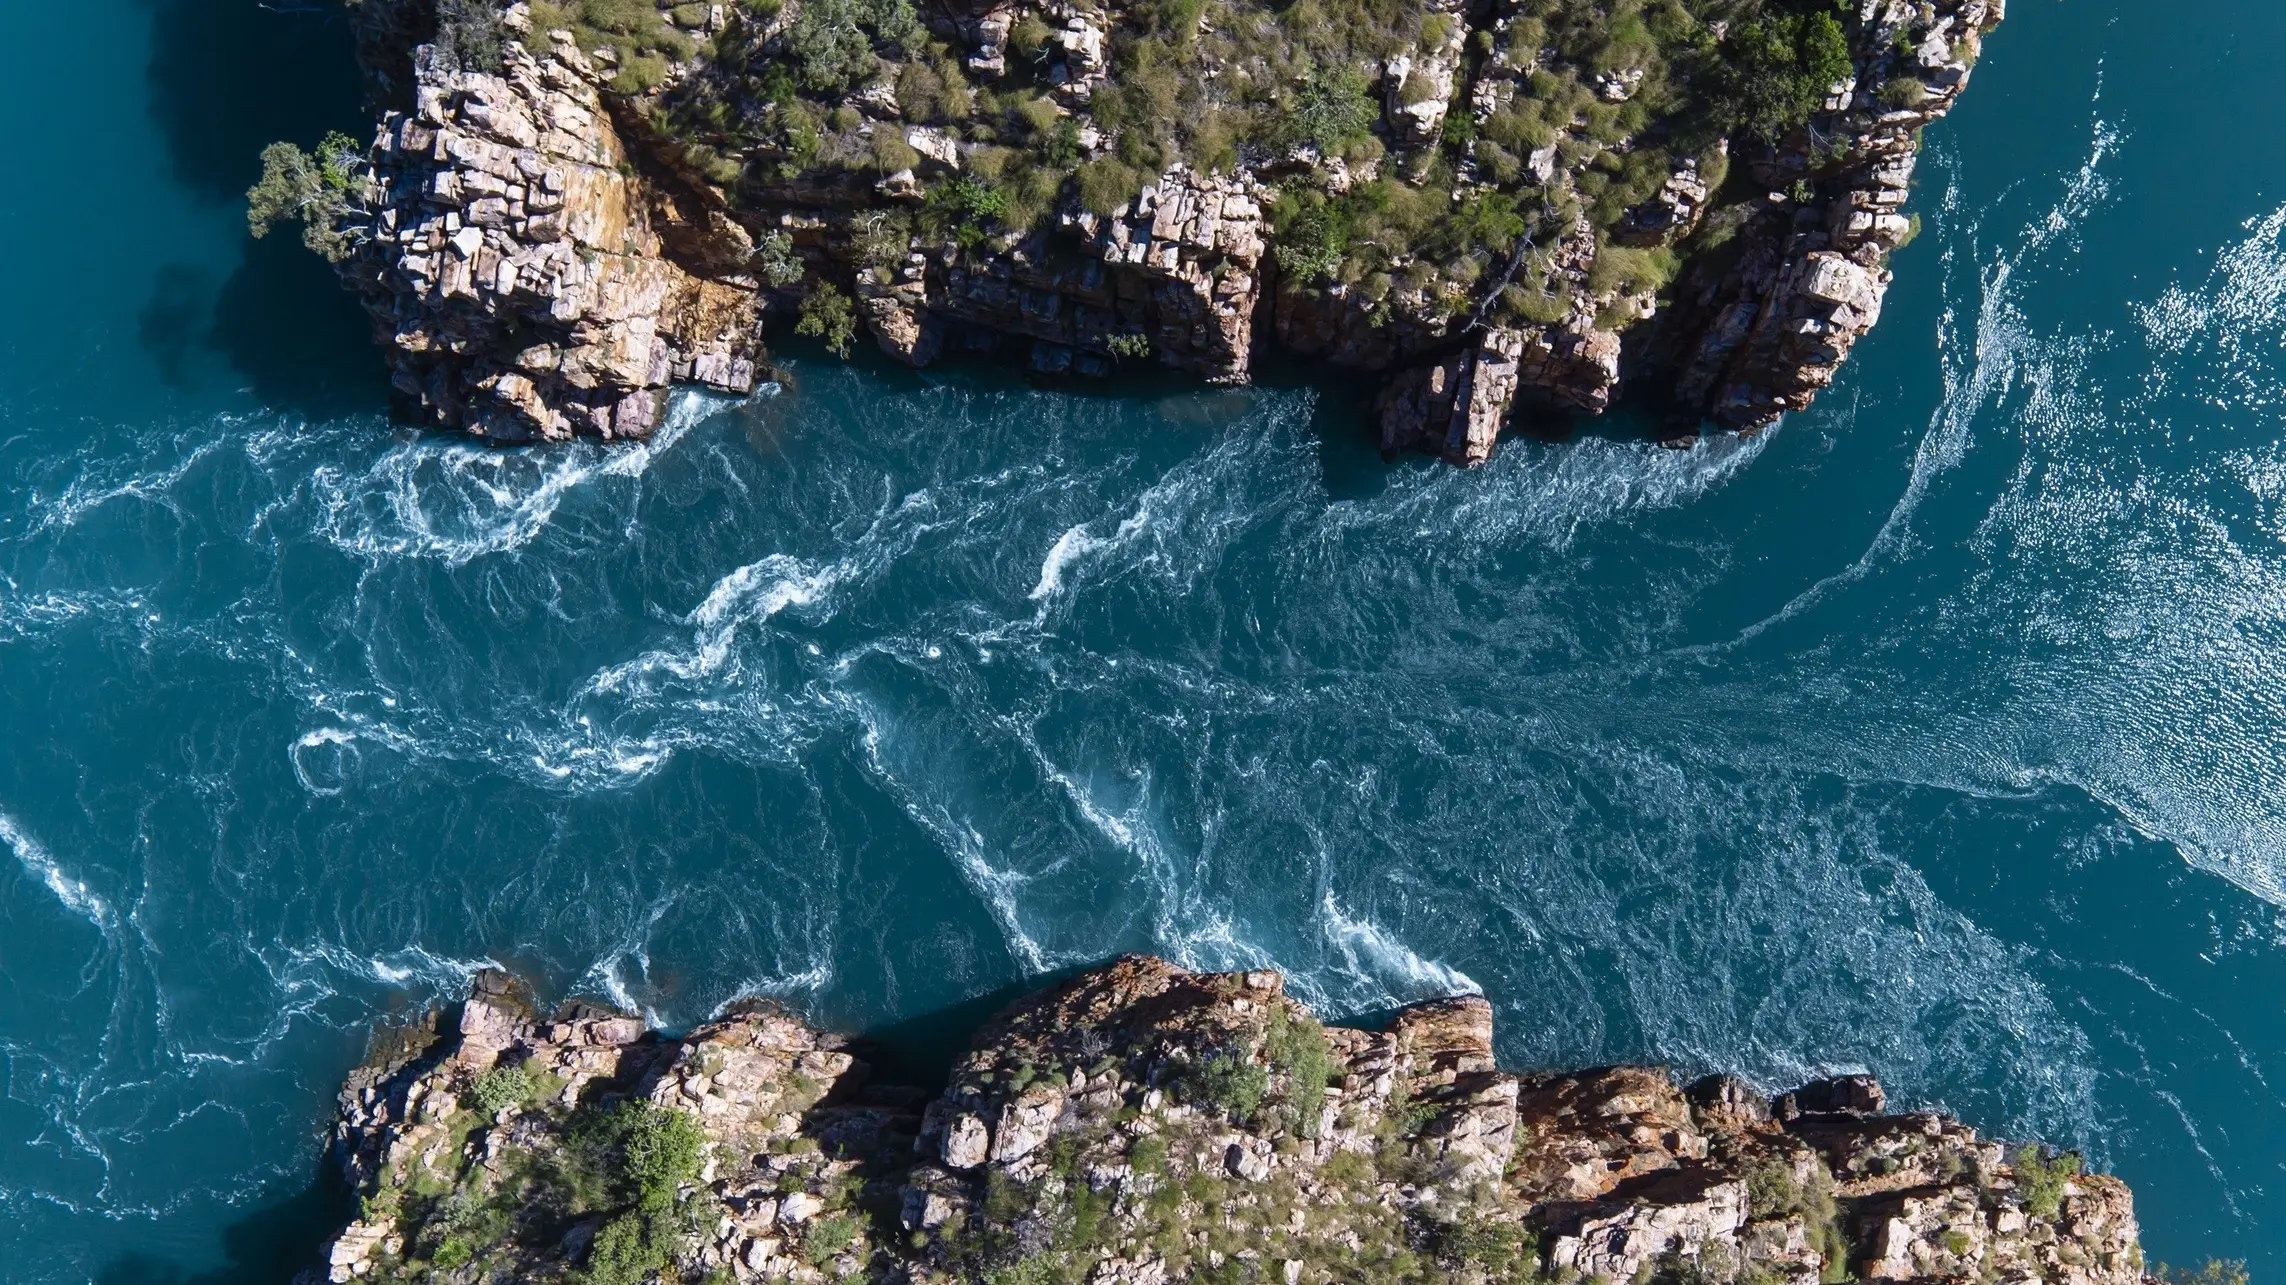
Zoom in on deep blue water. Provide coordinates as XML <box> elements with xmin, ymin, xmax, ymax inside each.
<box><xmin>5</xmin><ymin>1</ymin><xmax>2286</xmax><ymax>1280</ymax></box>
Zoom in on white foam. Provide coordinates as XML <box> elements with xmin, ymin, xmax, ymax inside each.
<box><xmin>22</xmin><ymin>440</ymin><xmax>224</xmax><ymax>537</ymax></box>
<box><xmin>843</xmin><ymin>695</ymin><xmax>1052</xmax><ymax>971</ymax></box>
<box><xmin>0</xmin><ymin>810</ymin><xmax>114</xmax><ymax>931</ymax></box>
<box><xmin>1725</xmin><ymin>112</ymin><xmax>2125</xmax><ymax>648</ymax></box>
<box><xmin>310</xmin><ymin>389</ymin><xmax>736</xmax><ymax>566</ymax></box>
<box><xmin>1030</xmin><ymin>506</ymin><xmax>1154</xmax><ymax>602</ymax></box>
<box><xmin>1319</xmin><ymin>892</ymin><xmax>1481</xmax><ymax>1002</ymax></box>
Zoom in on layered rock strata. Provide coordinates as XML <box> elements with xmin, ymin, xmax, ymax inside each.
<box><xmin>307</xmin><ymin>956</ymin><xmax>2146</xmax><ymax>1285</ymax></box>
<box><xmin>321</xmin><ymin>0</ymin><xmax>1999</xmax><ymax>459</ymax></box>
<box><xmin>339</xmin><ymin>17</ymin><xmax>766</xmax><ymax>442</ymax></box>
<box><xmin>1660</xmin><ymin>0</ymin><xmax>2005</xmax><ymax>429</ymax></box>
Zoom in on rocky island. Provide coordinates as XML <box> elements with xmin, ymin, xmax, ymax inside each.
<box><xmin>254</xmin><ymin>0</ymin><xmax>1996</xmax><ymax>462</ymax></box>
<box><xmin>305</xmin><ymin>956</ymin><xmax>2156</xmax><ymax>1284</ymax></box>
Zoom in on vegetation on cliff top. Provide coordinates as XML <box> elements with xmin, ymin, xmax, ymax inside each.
<box><xmin>278</xmin><ymin>0</ymin><xmax>1946</xmax><ymax>373</ymax></box>
<box><xmin>390</xmin><ymin>0</ymin><xmax>1887</xmax><ymax>337</ymax></box>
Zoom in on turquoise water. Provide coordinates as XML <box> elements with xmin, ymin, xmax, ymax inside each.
<box><xmin>5</xmin><ymin>1</ymin><xmax>2286</xmax><ymax>1279</ymax></box>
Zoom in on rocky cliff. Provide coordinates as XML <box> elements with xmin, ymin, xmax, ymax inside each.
<box><xmin>306</xmin><ymin>956</ymin><xmax>2147</xmax><ymax>1285</ymax></box>
<box><xmin>290</xmin><ymin>0</ymin><xmax>1998</xmax><ymax>459</ymax></box>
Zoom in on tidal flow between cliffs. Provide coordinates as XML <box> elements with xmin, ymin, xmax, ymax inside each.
<box><xmin>305</xmin><ymin>957</ymin><xmax>2144</xmax><ymax>1285</ymax></box>
<box><xmin>274</xmin><ymin>0</ymin><xmax>1996</xmax><ymax>460</ymax></box>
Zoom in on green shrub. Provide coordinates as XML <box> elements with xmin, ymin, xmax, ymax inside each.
<box><xmin>1129</xmin><ymin>1133</ymin><xmax>1169</xmax><ymax>1175</ymax></box>
<box><xmin>871</xmin><ymin>131</ymin><xmax>921</xmax><ymax>173</ymax></box>
<box><xmin>1425</xmin><ymin>1214</ymin><xmax>1535</xmax><ymax>1275</ymax></box>
<box><xmin>1503</xmin><ymin>283</ymin><xmax>1572</xmax><ymax>325</ymax></box>
<box><xmin>1010</xmin><ymin>12</ymin><xmax>1053</xmax><ymax>59</ymax></box>
<box><xmin>1183</xmin><ymin>1047</ymin><xmax>1268</xmax><ymax>1122</ymax></box>
<box><xmin>1263</xmin><ymin>1008</ymin><xmax>1335</xmax><ymax>1138</ymax></box>
<box><xmin>1745</xmin><ymin>1157</ymin><xmax>1802</xmax><ymax>1219</ymax></box>
<box><xmin>797</xmin><ymin>282</ymin><xmax>858</xmax><ymax>356</ymax></box>
<box><xmin>1077</xmin><ymin>158</ymin><xmax>1147</xmax><ymax>215</ymax></box>
<box><xmin>897</xmin><ymin>57</ymin><xmax>973</xmax><ymax>122</ymax></box>
<box><xmin>1879</xmin><ymin>77</ymin><xmax>1930</xmax><ymax>109</ymax></box>
<box><xmin>785</xmin><ymin>0</ymin><xmax>917</xmax><ymax>92</ymax></box>
<box><xmin>1717</xmin><ymin>9</ymin><xmax>1853</xmax><ymax>141</ymax></box>
<box><xmin>435</xmin><ymin>0</ymin><xmax>507</xmax><ymax>72</ymax></box>
<box><xmin>2013</xmin><ymin>1147</ymin><xmax>2081</xmax><ymax>1220</ymax></box>
<box><xmin>1743</xmin><ymin>1154</ymin><xmax>1849</xmax><ymax>1281</ymax></box>
<box><xmin>468</xmin><ymin>1062</ymin><xmax>536</xmax><ymax>1116</ymax></box>
<box><xmin>1274</xmin><ymin>65</ymin><xmax>1378</xmax><ymax>155</ymax></box>
<box><xmin>582</xmin><ymin>1212</ymin><xmax>660</xmax><ymax>1285</ymax></box>
<box><xmin>802</xmin><ymin>1212</ymin><xmax>861</xmax><ymax>1265</ymax></box>
<box><xmin>1588</xmin><ymin>243</ymin><xmax>1678</xmax><ymax>297</ymax></box>
<box><xmin>923</xmin><ymin>174</ymin><xmax>1013</xmax><ymax>246</ymax></box>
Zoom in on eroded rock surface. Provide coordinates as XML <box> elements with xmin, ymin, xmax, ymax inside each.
<box><xmin>317</xmin><ymin>0</ymin><xmax>1999</xmax><ymax>456</ymax></box>
<box><xmin>340</xmin><ymin>21</ymin><xmax>765</xmax><ymax>442</ymax></box>
<box><xmin>306</xmin><ymin>956</ymin><xmax>2146</xmax><ymax>1285</ymax></box>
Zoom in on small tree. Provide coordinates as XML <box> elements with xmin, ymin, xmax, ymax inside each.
<box><xmin>751</xmin><ymin>229</ymin><xmax>807</xmax><ymax>287</ymax></box>
<box><xmin>797</xmin><ymin>283</ymin><xmax>857</xmax><ymax>357</ymax></box>
<box><xmin>246</xmin><ymin>131</ymin><xmax>366</xmax><ymax>263</ymax></box>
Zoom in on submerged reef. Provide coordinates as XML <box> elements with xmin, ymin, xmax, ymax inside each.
<box><xmin>258</xmin><ymin>0</ymin><xmax>1996</xmax><ymax>460</ymax></box>
<box><xmin>305</xmin><ymin>956</ymin><xmax>2159</xmax><ymax>1284</ymax></box>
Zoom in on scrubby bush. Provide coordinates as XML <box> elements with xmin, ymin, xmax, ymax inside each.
<box><xmin>1879</xmin><ymin>76</ymin><xmax>1930</xmax><ymax>109</ymax></box>
<box><xmin>896</xmin><ymin>57</ymin><xmax>973</xmax><ymax>122</ymax></box>
<box><xmin>557</xmin><ymin>1101</ymin><xmax>710</xmax><ymax>1284</ymax></box>
<box><xmin>801</xmin><ymin>1212</ymin><xmax>861</xmax><ymax>1265</ymax></box>
<box><xmin>1717</xmin><ymin>7</ymin><xmax>1854</xmax><ymax>141</ymax></box>
<box><xmin>797</xmin><ymin>282</ymin><xmax>858</xmax><ymax>356</ymax></box>
<box><xmin>1275</xmin><ymin>65</ymin><xmax>1378</xmax><ymax>155</ymax></box>
<box><xmin>1263</xmin><ymin>1008</ymin><xmax>1336</xmax><ymax>1137</ymax></box>
<box><xmin>2013</xmin><ymin>1146</ymin><xmax>2081</xmax><ymax>1220</ymax></box>
<box><xmin>1270</xmin><ymin>190</ymin><xmax>1350</xmax><ymax>283</ymax></box>
<box><xmin>1588</xmin><ymin>242</ymin><xmax>1678</xmax><ymax>296</ymax></box>
<box><xmin>1076</xmin><ymin>157</ymin><xmax>1146</xmax><ymax>215</ymax></box>
<box><xmin>468</xmin><ymin>1061</ymin><xmax>536</xmax><ymax>1115</ymax></box>
<box><xmin>435</xmin><ymin>0</ymin><xmax>507</xmax><ymax>72</ymax></box>
<box><xmin>923</xmin><ymin>175</ymin><xmax>1012</xmax><ymax>247</ymax></box>
<box><xmin>1183</xmin><ymin>1047</ymin><xmax>1269</xmax><ymax>1122</ymax></box>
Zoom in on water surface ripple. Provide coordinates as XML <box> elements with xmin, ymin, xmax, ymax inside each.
<box><xmin>2</xmin><ymin>1</ymin><xmax>2284</xmax><ymax>1280</ymax></box>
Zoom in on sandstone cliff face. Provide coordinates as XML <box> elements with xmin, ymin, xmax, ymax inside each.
<box><xmin>326</xmin><ymin>0</ymin><xmax>1998</xmax><ymax>457</ymax></box>
<box><xmin>1660</xmin><ymin>0</ymin><xmax>2005</xmax><ymax>431</ymax></box>
<box><xmin>340</xmin><ymin>14</ymin><xmax>766</xmax><ymax>442</ymax></box>
<box><xmin>306</xmin><ymin>956</ymin><xmax>2144</xmax><ymax>1285</ymax></box>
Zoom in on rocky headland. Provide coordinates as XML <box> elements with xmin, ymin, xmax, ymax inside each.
<box><xmin>258</xmin><ymin>0</ymin><xmax>1997</xmax><ymax>461</ymax></box>
<box><xmin>305</xmin><ymin>955</ymin><xmax>2153</xmax><ymax>1285</ymax></box>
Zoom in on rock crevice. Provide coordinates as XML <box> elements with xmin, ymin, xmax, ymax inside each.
<box><xmin>305</xmin><ymin>956</ymin><xmax>2147</xmax><ymax>1285</ymax></box>
<box><xmin>325</xmin><ymin>0</ymin><xmax>1998</xmax><ymax>456</ymax></box>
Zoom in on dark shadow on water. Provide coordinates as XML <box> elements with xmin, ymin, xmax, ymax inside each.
<box><xmin>140</xmin><ymin>264</ymin><xmax>214</xmax><ymax>387</ymax></box>
<box><xmin>138</xmin><ymin>0</ymin><xmax>365</xmax><ymax>203</ymax></box>
<box><xmin>132</xmin><ymin>0</ymin><xmax>392</xmax><ymax>418</ymax></box>
<box><xmin>847</xmin><ymin>962</ymin><xmax>1093</xmax><ymax>1092</ymax></box>
<box><xmin>209</xmin><ymin>232</ymin><xmax>391</xmax><ymax>419</ymax></box>
<box><xmin>96</xmin><ymin>1169</ymin><xmax>352</xmax><ymax>1285</ymax></box>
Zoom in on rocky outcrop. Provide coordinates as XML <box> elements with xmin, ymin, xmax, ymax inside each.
<box><xmin>1661</xmin><ymin>0</ymin><xmax>2004</xmax><ymax>431</ymax></box>
<box><xmin>336</xmin><ymin>16</ymin><xmax>766</xmax><ymax>442</ymax></box>
<box><xmin>323</xmin><ymin>0</ymin><xmax>1996</xmax><ymax>455</ymax></box>
<box><xmin>303</xmin><ymin>956</ymin><xmax>2149</xmax><ymax>1285</ymax></box>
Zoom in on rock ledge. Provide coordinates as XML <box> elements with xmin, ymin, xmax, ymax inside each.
<box><xmin>304</xmin><ymin>955</ymin><xmax>2145</xmax><ymax>1285</ymax></box>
